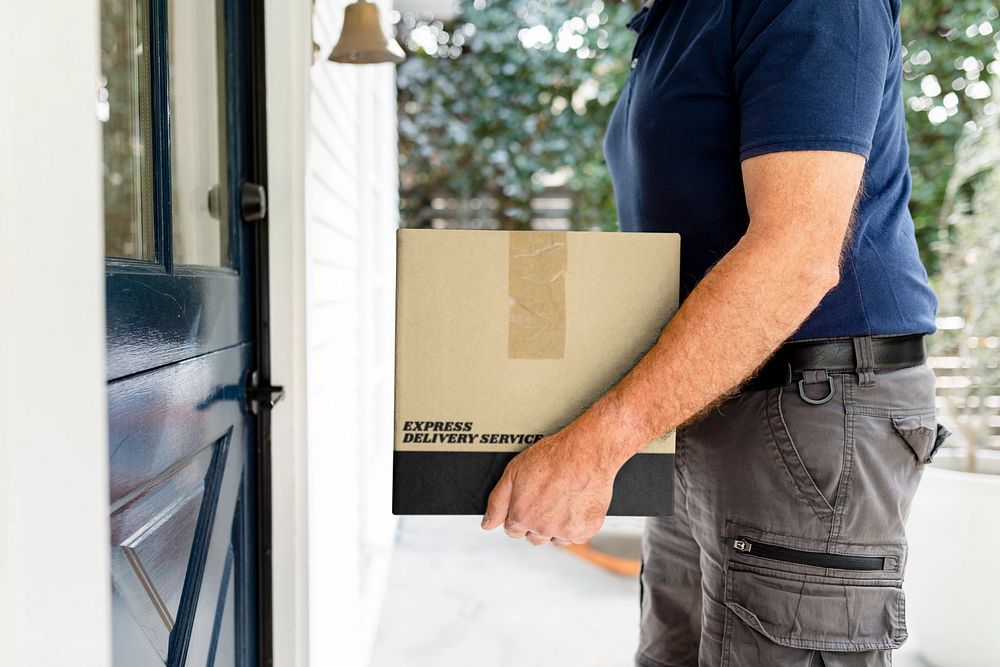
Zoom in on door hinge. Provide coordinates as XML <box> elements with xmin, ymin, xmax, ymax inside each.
<box><xmin>246</xmin><ymin>370</ymin><xmax>284</xmax><ymax>415</ymax></box>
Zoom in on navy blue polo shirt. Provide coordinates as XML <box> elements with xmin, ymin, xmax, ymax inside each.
<box><xmin>603</xmin><ymin>0</ymin><xmax>937</xmax><ymax>341</ymax></box>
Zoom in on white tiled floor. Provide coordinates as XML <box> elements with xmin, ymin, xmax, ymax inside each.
<box><xmin>371</xmin><ymin>516</ymin><xmax>642</xmax><ymax>667</ymax></box>
<box><xmin>371</xmin><ymin>516</ymin><xmax>929</xmax><ymax>667</ymax></box>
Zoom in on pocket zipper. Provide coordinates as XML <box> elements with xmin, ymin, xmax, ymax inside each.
<box><xmin>721</xmin><ymin>536</ymin><xmax>886</xmax><ymax>571</ymax></box>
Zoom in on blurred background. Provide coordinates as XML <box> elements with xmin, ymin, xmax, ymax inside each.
<box><xmin>378</xmin><ymin>1</ymin><xmax>1000</xmax><ymax>665</ymax></box>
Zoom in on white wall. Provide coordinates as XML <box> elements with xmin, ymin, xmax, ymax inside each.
<box><xmin>267</xmin><ymin>0</ymin><xmax>400</xmax><ymax>665</ymax></box>
<box><xmin>0</xmin><ymin>3</ymin><xmax>112</xmax><ymax>666</ymax></box>
<box><xmin>265</xmin><ymin>1</ymin><xmax>313</xmax><ymax>665</ymax></box>
<box><xmin>306</xmin><ymin>2</ymin><xmax>400</xmax><ymax>665</ymax></box>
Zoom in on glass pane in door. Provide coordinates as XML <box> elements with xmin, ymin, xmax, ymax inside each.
<box><xmin>100</xmin><ymin>0</ymin><xmax>154</xmax><ymax>261</ymax></box>
<box><xmin>169</xmin><ymin>0</ymin><xmax>230</xmax><ymax>267</ymax></box>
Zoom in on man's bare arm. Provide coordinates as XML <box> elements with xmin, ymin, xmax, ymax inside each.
<box><xmin>581</xmin><ymin>150</ymin><xmax>864</xmax><ymax>466</ymax></box>
<box><xmin>482</xmin><ymin>150</ymin><xmax>865</xmax><ymax>544</ymax></box>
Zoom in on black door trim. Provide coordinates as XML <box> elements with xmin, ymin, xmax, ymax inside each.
<box><xmin>243</xmin><ymin>0</ymin><xmax>274</xmax><ymax>663</ymax></box>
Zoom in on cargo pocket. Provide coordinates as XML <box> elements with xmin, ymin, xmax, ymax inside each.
<box><xmin>890</xmin><ymin>411</ymin><xmax>945</xmax><ymax>464</ymax></box>
<box><xmin>722</xmin><ymin>563</ymin><xmax>907</xmax><ymax>666</ymax></box>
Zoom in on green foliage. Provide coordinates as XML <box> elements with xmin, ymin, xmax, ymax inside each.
<box><xmin>397</xmin><ymin>0</ymin><xmax>634</xmax><ymax>230</ymax></box>
<box><xmin>927</xmin><ymin>84</ymin><xmax>1000</xmax><ymax>459</ymax></box>
<box><xmin>899</xmin><ymin>0</ymin><xmax>999</xmax><ymax>275</ymax></box>
<box><xmin>397</xmin><ymin>0</ymin><xmax>1000</xmax><ymax>272</ymax></box>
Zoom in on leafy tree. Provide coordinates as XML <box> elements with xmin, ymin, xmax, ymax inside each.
<box><xmin>396</xmin><ymin>0</ymin><xmax>634</xmax><ymax>230</ymax></box>
<box><xmin>397</xmin><ymin>0</ymin><xmax>1000</xmax><ymax>277</ymax></box>
<box><xmin>928</xmin><ymin>81</ymin><xmax>1000</xmax><ymax>464</ymax></box>
<box><xmin>900</xmin><ymin>0</ymin><xmax>999</xmax><ymax>275</ymax></box>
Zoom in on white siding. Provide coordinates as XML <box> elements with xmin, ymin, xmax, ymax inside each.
<box><xmin>306</xmin><ymin>2</ymin><xmax>399</xmax><ymax>665</ymax></box>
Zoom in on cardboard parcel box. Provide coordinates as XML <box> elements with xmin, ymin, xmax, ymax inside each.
<box><xmin>393</xmin><ymin>228</ymin><xmax>680</xmax><ymax>516</ymax></box>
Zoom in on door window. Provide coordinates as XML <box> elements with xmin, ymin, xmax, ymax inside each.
<box><xmin>100</xmin><ymin>0</ymin><xmax>154</xmax><ymax>261</ymax></box>
<box><xmin>100</xmin><ymin>0</ymin><xmax>231</xmax><ymax>268</ymax></box>
<box><xmin>169</xmin><ymin>0</ymin><xmax>230</xmax><ymax>267</ymax></box>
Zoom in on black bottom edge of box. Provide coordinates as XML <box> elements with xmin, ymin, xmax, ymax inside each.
<box><xmin>392</xmin><ymin>451</ymin><xmax>674</xmax><ymax>517</ymax></box>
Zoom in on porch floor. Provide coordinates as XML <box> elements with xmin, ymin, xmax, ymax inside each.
<box><xmin>371</xmin><ymin>516</ymin><xmax>929</xmax><ymax>667</ymax></box>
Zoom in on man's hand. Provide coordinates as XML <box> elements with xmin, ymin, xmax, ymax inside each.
<box><xmin>479</xmin><ymin>424</ymin><xmax>618</xmax><ymax>545</ymax></box>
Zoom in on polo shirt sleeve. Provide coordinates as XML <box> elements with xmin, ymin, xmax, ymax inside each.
<box><xmin>732</xmin><ymin>0</ymin><xmax>893</xmax><ymax>161</ymax></box>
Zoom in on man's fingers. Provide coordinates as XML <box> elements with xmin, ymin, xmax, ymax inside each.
<box><xmin>503</xmin><ymin>519</ymin><xmax>528</xmax><ymax>539</ymax></box>
<box><xmin>525</xmin><ymin>532</ymin><xmax>548</xmax><ymax>546</ymax></box>
<box><xmin>481</xmin><ymin>469</ymin><xmax>513</xmax><ymax>531</ymax></box>
<box><xmin>551</xmin><ymin>537</ymin><xmax>571</xmax><ymax>547</ymax></box>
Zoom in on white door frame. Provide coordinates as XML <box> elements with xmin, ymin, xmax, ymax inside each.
<box><xmin>0</xmin><ymin>3</ymin><xmax>112</xmax><ymax>666</ymax></box>
<box><xmin>265</xmin><ymin>0</ymin><xmax>314</xmax><ymax>664</ymax></box>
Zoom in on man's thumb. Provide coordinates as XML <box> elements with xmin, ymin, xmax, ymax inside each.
<box><xmin>481</xmin><ymin>470</ymin><xmax>512</xmax><ymax>530</ymax></box>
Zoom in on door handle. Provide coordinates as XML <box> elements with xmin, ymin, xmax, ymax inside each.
<box><xmin>245</xmin><ymin>370</ymin><xmax>284</xmax><ymax>414</ymax></box>
<box><xmin>240</xmin><ymin>181</ymin><xmax>267</xmax><ymax>222</ymax></box>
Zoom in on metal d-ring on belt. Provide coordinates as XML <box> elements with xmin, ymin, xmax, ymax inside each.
<box><xmin>738</xmin><ymin>334</ymin><xmax>928</xmax><ymax>404</ymax></box>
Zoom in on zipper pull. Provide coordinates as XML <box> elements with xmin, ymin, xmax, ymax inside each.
<box><xmin>721</xmin><ymin>536</ymin><xmax>753</xmax><ymax>553</ymax></box>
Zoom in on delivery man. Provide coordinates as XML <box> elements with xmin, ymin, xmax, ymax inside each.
<box><xmin>481</xmin><ymin>0</ymin><xmax>948</xmax><ymax>664</ymax></box>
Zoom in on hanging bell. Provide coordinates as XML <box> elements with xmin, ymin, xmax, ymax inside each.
<box><xmin>328</xmin><ymin>0</ymin><xmax>405</xmax><ymax>64</ymax></box>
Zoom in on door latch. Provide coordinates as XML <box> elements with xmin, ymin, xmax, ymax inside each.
<box><xmin>240</xmin><ymin>181</ymin><xmax>268</xmax><ymax>222</ymax></box>
<box><xmin>245</xmin><ymin>370</ymin><xmax>284</xmax><ymax>415</ymax></box>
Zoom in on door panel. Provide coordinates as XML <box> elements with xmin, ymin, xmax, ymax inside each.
<box><xmin>207</xmin><ymin>548</ymin><xmax>238</xmax><ymax>666</ymax></box>
<box><xmin>107</xmin><ymin>342</ymin><xmax>249</xmax><ymax>512</ymax></box>
<box><xmin>114</xmin><ymin>451</ymin><xmax>210</xmax><ymax>653</ymax></box>
<box><xmin>108</xmin><ymin>346</ymin><xmax>253</xmax><ymax>666</ymax></box>
<box><xmin>105</xmin><ymin>272</ymin><xmax>243</xmax><ymax>387</ymax></box>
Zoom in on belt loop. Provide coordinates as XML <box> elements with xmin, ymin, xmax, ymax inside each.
<box><xmin>852</xmin><ymin>335</ymin><xmax>876</xmax><ymax>387</ymax></box>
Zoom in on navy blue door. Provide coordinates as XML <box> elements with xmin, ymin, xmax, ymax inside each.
<box><xmin>101</xmin><ymin>0</ymin><xmax>268</xmax><ymax>664</ymax></box>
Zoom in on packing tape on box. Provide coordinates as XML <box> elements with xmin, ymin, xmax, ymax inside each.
<box><xmin>508</xmin><ymin>231</ymin><xmax>567</xmax><ymax>359</ymax></box>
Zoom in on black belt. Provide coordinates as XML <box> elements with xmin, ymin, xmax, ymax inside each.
<box><xmin>741</xmin><ymin>334</ymin><xmax>927</xmax><ymax>395</ymax></box>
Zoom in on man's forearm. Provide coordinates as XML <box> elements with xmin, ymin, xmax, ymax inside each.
<box><xmin>480</xmin><ymin>151</ymin><xmax>864</xmax><ymax>541</ymax></box>
<box><xmin>573</xmin><ymin>224</ymin><xmax>843</xmax><ymax>473</ymax></box>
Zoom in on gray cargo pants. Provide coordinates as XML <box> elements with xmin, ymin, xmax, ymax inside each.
<box><xmin>636</xmin><ymin>357</ymin><xmax>947</xmax><ymax>667</ymax></box>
